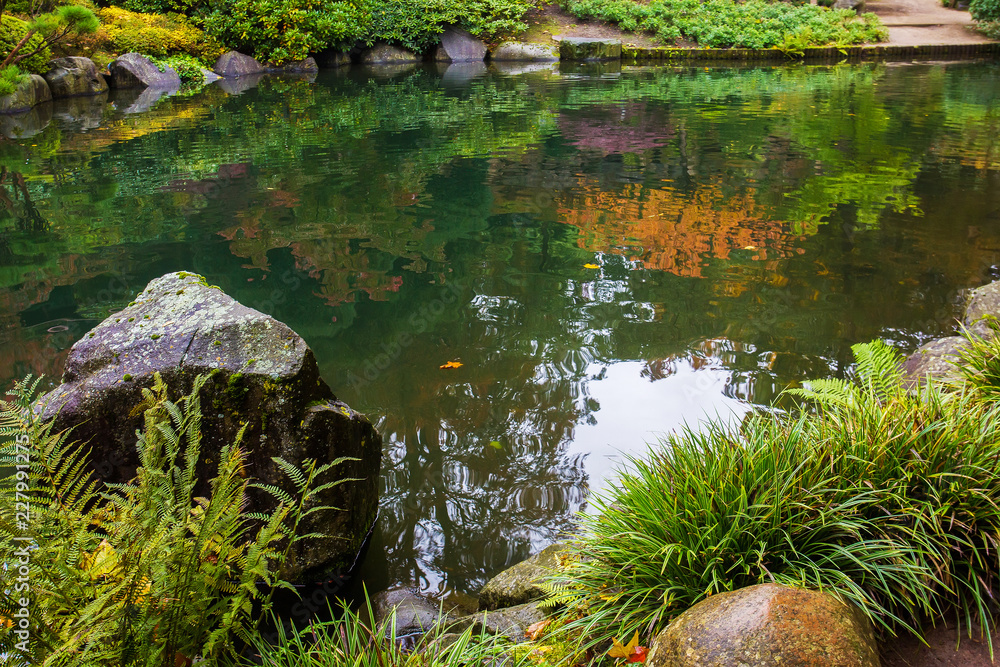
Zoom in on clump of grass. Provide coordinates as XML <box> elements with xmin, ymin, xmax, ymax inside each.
<box><xmin>549</xmin><ymin>337</ymin><xmax>1000</xmax><ymax>651</ymax></box>
<box><xmin>247</xmin><ymin>595</ymin><xmax>525</xmax><ymax>667</ymax></box>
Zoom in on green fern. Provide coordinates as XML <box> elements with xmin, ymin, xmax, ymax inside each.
<box><xmin>0</xmin><ymin>372</ymin><xmax>352</xmax><ymax>666</ymax></box>
<box><xmin>788</xmin><ymin>339</ymin><xmax>904</xmax><ymax>407</ymax></box>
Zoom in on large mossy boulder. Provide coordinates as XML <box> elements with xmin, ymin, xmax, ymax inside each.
<box><xmin>361</xmin><ymin>43</ymin><xmax>421</xmax><ymax>64</ymax></box>
<box><xmin>965</xmin><ymin>280</ymin><xmax>1000</xmax><ymax>336</ymax></box>
<box><xmin>37</xmin><ymin>271</ymin><xmax>381</xmax><ymax>581</ymax></box>
<box><xmin>559</xmin><ymin>37</ymin><xmax>622</xmax><ymax>61</ymax></box>
<box><xmin>0</xmin><ymin>74</ymin><xmax>51</xmax><ymax>114</ymax></box>
<box><xmin>490</xmin><ymin>42</ymin><xmax>558</xmax><ymax>62</ymax></box>
<box><xmin>646</xmin><ymin>584</ymin><xmax>879</xmax><ymax>667</ymax></box>
<box><xmin>43</xmin><ymin>56</ymin><xmax>108</xmax><ymax>98</ymax></box>
<box><xmin>479</xmin><ymin>542</ymin><xmax>572</xmax><ymax>610</ymax></box>
<box><xmin>109</xmin><ymin>52</ymin><xmax>181</xmax><ymax>89</ymax></box>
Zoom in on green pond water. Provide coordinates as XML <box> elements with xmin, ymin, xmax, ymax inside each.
<box><xmin>2</xmin><ymin>60</ymin><xmax>1000</xmax><ymax>601</ymax></box>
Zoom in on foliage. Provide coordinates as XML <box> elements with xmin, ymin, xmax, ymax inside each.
<box><xmin>94</xmin><ymin>6</ymin><xmax>222</xmax><ymax>62</ymax></box>
<box><xmin>151</xmin><ymin>52</ymin><xmax>205</xmax><ymax>81</ymax></box>
<box><xmin>973</xmin><ymin>17</ymin><xmax>1000</xmax><ymax>36</ymax></box>
<box><xmin>246</xmin><ymin>594</ymin><xmax>528</xmax><ymax>667</ymax></box>
<box><xmin>0</xmin><ymin>63</ymin><xmax>25</xmax><ymax>95</ymax></box>
<box><xmin>200</xmin><ymin>0</ymin><xmax>367</xmax><ymax>64</ymax></box>
<box><xmin>0</xmin><ymin>14</ymin><xmax>52</xmax><ymax>74</ymax></box>
<box><xmin>971</xmin><ymin>0</ymin><xmax>1000</xmax><ymax>22</ymax></box>
<box><xmin>0</xmin><ymin>372</ymin><xmax>351</xmax><ymax>666</ymax></box>
<box><xmin>363</xmin><ymin>0</ymin><xmax>535</xmax><ymax>53</ymax></box>
<box><xmin>549</xmin><ymin>338</ymin><xmax>1000</xmax><ymax>650</ymax></box>
<box><xmin>562</xmin><ymin>0</ymin><xmax>887</xmax><ymax>48</ymax></box>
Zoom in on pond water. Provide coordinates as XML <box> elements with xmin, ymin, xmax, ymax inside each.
<box><xmin>2</xmin><ymin>60</ymin><xmax>1000</xmax><ymax>602</ymax></box>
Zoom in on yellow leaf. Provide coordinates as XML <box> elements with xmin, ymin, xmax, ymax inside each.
<box><xmin>439</xmin><ymin>361</ymin><xmax>463</xmax><ymax>369</ymax></box>
<box><xmin>743</xmin><ymin>245</ymin><xmax>757</xmax><ymax>251</ymax></box>
<box><xmin>584</xmin><ymin>263</ymin><xmax>600</xmax><ymax>269</ymax></box>
<box><xmin>82</xmin><ymin>539</ymin><xmax>120</xmax><ymax>580</ymax></box>
<box><xmin>608</xmin><ymin>631</ymin><xmax>640</xmax><ymax>659</ymax></box>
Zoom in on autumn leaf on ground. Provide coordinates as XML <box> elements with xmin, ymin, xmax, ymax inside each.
<box><xmin>525</xmin><ymin>618</ymin><xmax>551</xmax><ymax>641</ymax></box>
<box><xmin>609</xmin><ymin>631</ymin><xmax>648</xmax><ymax>663</ymax></box>
<box><xmin>584</xmin><ymin>263</ymin><xmax>600</xmax><ymax>269</ymax></box>
<box><xmin>439</xmin><ymin>361</ymin><xmax>463</xmax><ymax>369</ymax></box>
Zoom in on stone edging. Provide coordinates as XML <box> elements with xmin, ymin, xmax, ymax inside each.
<box><xmin>622</xmin><ymin>42</ymin><xmax>1000</xmax><ymax>62</ymax></box>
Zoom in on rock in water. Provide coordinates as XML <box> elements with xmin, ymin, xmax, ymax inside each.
<box><xmin>214</xmin><ymin>51</ymin><xmax>267</xmax><ymax>77</ymax></box>
<box><xmin>0</xmin><ymin>74</ymin><xmax>51</xmax><ymax>114</ymax></box>
<box><xmin>43</xmin><ymin>57</ymin><xmax>109</xmax><ymax>98</ymax></box>
<box><xmin>37</xmin><ymin>271</ymin><xmax>381</xmax><ymax>581</ymax></box>
<box><xmin>559</xmin><ymin>38</ymin><xmax>622</xmax><ymax>61</ymax></box>
<box><xmin>109</xmin><ymin>52</ymin><xmax>181</xmax><ymax>89</ymax></box>
<box><xmin>479</xmin><ymin>543</ymin><xmax>573</xmax><ymax>610</ymax></box>
<box><xmin>433</xmin><ymin>26</ymin><xmax>487</xmax><ymax>62</ymax></box>
<box><xmin>646</xmin><ymin>584</ymin><xmax>879</xmax><ymax>667</ymax></box>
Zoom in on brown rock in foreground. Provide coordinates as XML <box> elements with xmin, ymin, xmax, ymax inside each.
<box><xmin>646</xmin><ymin>583</ymin><xmax>879</xmax><ymax>667</ymax></box>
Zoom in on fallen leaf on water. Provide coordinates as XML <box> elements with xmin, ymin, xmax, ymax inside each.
<box><xmin>525</xmin><ymin>618</ymin><xmax>551</xmax><ymax>640</ymax></box>
<box><xmin>609</xmin><ymin>631</ymin><xmax>648</xmax><ymax>663</ymax></box>
<box><xmin>489</xmin><ymin>440</ymin><xmax>503</xmax><ymax>450</ymax></box>
<box><xmin>439</xmin><ymin>361</ymin><xmax>463</xmax><ymax>369</ymax></box>
<box><xmin>584</xmin><ymin>263</ymin><xmax>600</xmax><ymax>269</ymax></box>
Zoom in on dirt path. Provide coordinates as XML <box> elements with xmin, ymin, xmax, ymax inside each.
<box><xmin>866</xmin><ymin>0</ymin><xmax>990</xmax><ymax>44</ymax></box>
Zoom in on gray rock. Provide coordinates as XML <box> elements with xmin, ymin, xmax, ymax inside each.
<box><xmin>282</xmin><ymin>57</ymin><xmax>318</xmax><ymax>73</ymax></box>
<box><xmin>449</xmin><ymin>602</ymin><xmax>546</xmax><ymax>642</ymax></box>
<box><xmin>833</xmin><ymin>0</ymin><xmax>866</xmax><ymax>10</ymax></box>
<box><xmin>964</xmin><ymin>280</ymin><xmax>1000</xmax><ymax>337</ymax></box>
<box><xmin>490</xmin><ymin>42</ymin><xmax>559</xmax><ymax>62</ymax></box>
<box><xmin>0</xmin><ymin>99</ymin><xmax>51</xmax><ymax>138</ymax></box>
<box><xmin>479</xmin><ymin>543</ymin><xmax>572</xmax><ymax>611</ymax></box>
<box><xmin>361</xmin><ymin>43</ymin><xmax>421</xmax><ymax>65</ymax></box>
<box><xmin>43</xmin><ymin>57</ymin><xmax>109</xmax><ymax>98</ymax></box>
<box><xmin>903</xmin><ymin>336</ymin><xmax>967</xmax><ymax>388</ymax></box>
<box><xmin>37</xmin><ymin>271</ymin><xmax>381</xmax><ymax>581</ymax></box>
<box><xmin>373</xmin><ymin>587</ymin><xmax>445</xmax><ymax>637</ymax></box>
<box><xmin>109</xmin><ymin>52</ymin><xmax>181</xmax><ymax>90</ymax></box>
<box><xmin>559</xmin><ymin>37</ymin><xmax>622</xmax><ymax>61</ymax></box>
<box><xmin>433</xmin><ymin>26</ymin><xmax>487</xmax><ymax>62</ymax></box>
<box><xmin>0</xmin><ymin>74</ymin><xmax>51</xmax><ymax>114</ymax></box>
<box><xmin>214</xmin><ymin>51</ymin><xmax>267</xmax><ymax>77</ymax></box>
<box><xmin>646</xmin><ymin>584</ymin><xmax>878</xmax><ymax>667</ymax></box>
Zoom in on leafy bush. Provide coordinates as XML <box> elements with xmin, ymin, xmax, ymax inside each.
<box><xmin>971</xmin><ymin>0</ymin><xmax>1000</xmax><ymax>21</ymax></box>
<box><xmin>200</xmin><ymin>0</ymin><xmax>367</xmax><ymax>64</ymax></box>
<box><xmin>562</xmin><ymin>0</ymin><xmax>887</xmax><ymax>48</ymax></box>
<box><xmin>0</xmin><ymin>15</ymin><xmax>52</xmax><ymax>74</ymax></box>
<box><xmin>364</xmin><ymin>0</ymin><xmax>535</xmax><ymax>53</ymax></box>
<box><xmin>151</xmin><ymin>52</ymin><xmax>205</xmax><ymax>81</ymax></box>
<box><xmin>975</xmin><ymin>19</ymin><xmax>1000</xmax><ymax>37</ymax></box>
<box><xmin>95</xmin><ymin>6</ymin><xmax>223</xmax><ymax>62</ymax></box>
<box><xmin>0</xmin><ymin>373</ymin><xmax>351</xmax><ymax>665</ymax></box>
<box><xmin>549</xmin><ymin>338</ymin><xmax>1000</xmax><ymax>648</ymax></box>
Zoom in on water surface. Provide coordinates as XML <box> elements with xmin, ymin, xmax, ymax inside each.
<box><xmin>2</xmin><ymin>60</ymin><xmax>1000</xmax><ymax>600</ymax></box>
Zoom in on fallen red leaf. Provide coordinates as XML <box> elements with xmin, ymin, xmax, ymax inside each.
<box><xmin>628</xmin><ymin>646</ymin><xmax>648</xmax><ymax>663</ymax></box>
<box><xmin>439</xmin><ymin>361</ymin><xmax>463</xmax><ymax>369</ymax></box>
<box><xmin>525</xmin><ymin>618</ymin><xmax>551</xmax><ymax>641</ymax></box>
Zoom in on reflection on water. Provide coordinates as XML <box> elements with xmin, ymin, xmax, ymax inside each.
<box><xmin>1</xmin><ymin>61</ymin><xmax>1000</xmax><ymax>598</ymax></box>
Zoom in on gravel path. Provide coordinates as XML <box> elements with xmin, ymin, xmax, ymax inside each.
<box><xmin>867</xmin><ymin>0</ymin><xmax>993</xmax><ymax>44</ymax></box>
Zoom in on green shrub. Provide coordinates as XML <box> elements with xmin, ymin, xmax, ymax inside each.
<box><xmin>0</xmin><ymin>63</ymin><xmax>26</xmax><ymax>96</ymax></box>
<box><xmin>562</xmin><ymin>0</ymin><xmax>887</xmax><ymax>48</ymax></box>
<box><xmin>151</xmin><ymin>52</ymin><xmax>205</xmax><ymax>81</ymax></box>
<box><xmin>364</xmin><ymin>0</ymin><xmax>536</xmax><ymax>53</ymax></box>
<box><xmin>975</xmin><ymin>19</ymin><xmax>1000</xmax><ymax>37</ymax></box>
<box><xmin>971</xmin><ymin>0</ymin><xmax>1000</xmax><ymax>21</ymax></box>
<box><xmin>0</xmin><ymin>373</ymin><xmax>351</xmax><ymax>665</ymax></box>
<box><xmin>0</xmin><ymin>15</ymin><xmax>52</xmax><ymax>74</ymax></box>
<box><xmin>95</xmin><ymin>6</ymin><xmax>223</xmax><ymax>62</ymax></box>
<box><xmin>549</xmin><ymin>339</ymin><xmax>1000</xmax><ymax>649</ymax></box>
<box><xmin>201</xmin><ymin>0</ymin><xmax>367</xmax><ymax>64</ymax></box>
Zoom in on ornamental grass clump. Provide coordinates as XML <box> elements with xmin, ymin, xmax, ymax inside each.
<box><xmin>550</xmin><ymin>338</ymin><xmax>1000</xmax><ymax>650</ymax></box>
